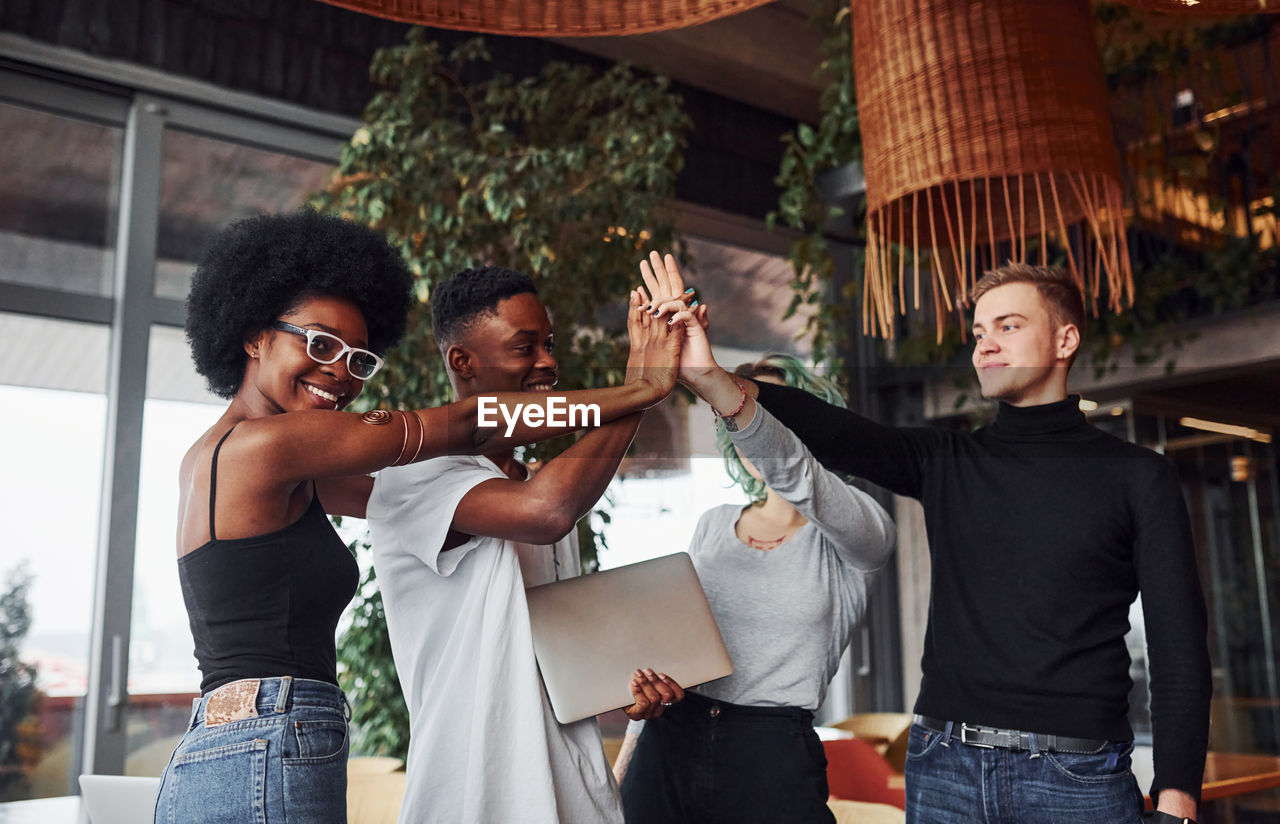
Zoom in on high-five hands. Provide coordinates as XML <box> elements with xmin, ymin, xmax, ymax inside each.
<box><xmin>622</xmin><ymin>668</ymin><xmax>685</xmax><ymax>721</ymax></box>
<box><xmin>624</xmin><ymin>284</ymin><xmax>683</xmax><ymax>405</ymax></box>
<box><xmin>636</xmin><ymin>251</ymin><xmax>719</xmax><ymax>384</ymax></box>
<box><xmin>635</xmin><ymin>250</ymin><xmax>760</xmax><ymax>426</ymax></box>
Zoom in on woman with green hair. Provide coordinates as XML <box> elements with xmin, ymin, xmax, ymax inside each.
<box><xmin>614</xmin><ymin>351</ymin><xmax>897</xmax><ymax>824</ymax></box>
<box><xmin>713</xmin><ymin>354</ymin><xmax>850</xmax><ymax>505</ymax></box>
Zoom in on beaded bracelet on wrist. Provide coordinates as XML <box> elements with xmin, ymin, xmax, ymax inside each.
<box><xmin>711</xmin><ymin>380</ymin><xmax>748</xmax><ymax>432</ymax></box>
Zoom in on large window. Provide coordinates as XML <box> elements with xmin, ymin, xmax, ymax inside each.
<box><xmin>0</xmin><ymin>313</ymin><xmax>110</xmax><ymax>801</ymax></box>
<box><xmin>0</xmin><ymin>58</ymin><xmax>349</xmax><ymax>799</ymax></box>
<box><xmin>155</xmin><ymin>130</ymin><xmax>335</xmax><ymax>299</ymax></box>
<box><xmin>123</xmin><ymin>326</ymin><xmax>224</xmax><ymax>776</ymax></box>
<box><xmin>1169</xmin><ymin>432</ymin><xmax>1279</xmax><ymax>756</ymax></box>
<box><xmin>1098</xmin><ymin>405</ymin><xmax>1280</xmax><ymax>757</ymax></box>
<box><xmin>0</xmin><ymin>101</ymin><xmax>120</xmax><ymax>297</ymax></box>
<box><xmin>1127</xmin><ymin>405</ymin><xmax>1279</xmax><ymax>813</ymax></box>
<box><xmin>0</xmin><ymin>90</ymin><xmax>124</xmax><ymax>803</ymax></box>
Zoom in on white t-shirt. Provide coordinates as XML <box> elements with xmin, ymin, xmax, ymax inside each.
<box><xmin>367</xmin><ymin>454</ymin><xmax>623</xmax><ymax>824</ymax></box>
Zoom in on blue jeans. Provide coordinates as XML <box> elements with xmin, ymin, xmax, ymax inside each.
<box><xmin>153</xmin><ymin>677</ymin><xmax>350</xmax><ymax>824</ymax></box>
<box><xmin>904</xmin><ymin>723</ymin><xmax>1144</xmax><ymax>824</ymax></box>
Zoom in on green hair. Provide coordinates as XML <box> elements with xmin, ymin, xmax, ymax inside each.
<box><xmin>716</xmin><ymin>353</ymin><xmax>847</xmax><ymax>502</ymax></box>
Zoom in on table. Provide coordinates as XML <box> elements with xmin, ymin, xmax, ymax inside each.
<box><xmin>0</xmin><ymin>796</ymin><xmax>85</xmax><ymax>824</ymax></box>
<box><xmin>1138</xmin><ymin>749</ymin><xmax>1280</xmax><ymax>809</ymax></box>
<box><xmin>1193</xmin><ymin>751</ymin><xmax>1280</xmax><ymax>803</ymax></box>
<box><xmin>1144</xmin><ymin>751</ymin><xmax>1280</xmax><ymax>824</ymax></box>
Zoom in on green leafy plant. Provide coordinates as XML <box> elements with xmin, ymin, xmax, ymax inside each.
<box><xmin>334</xmin><ymin>541</ymin><xmax>407</xmax><ymax>758</ymax></box>
<box><xmin>768</xmin><ymin>0</ymin><xmax>862</xmax><ymax>372</ymax></box>
<box><xmin>0</xmin><ymin>564</ymin><xmax>37</xmax><ymax>801</ymax></box>
<box><xmin>311</xmin><ymin>31</ymin><xmax>690</xmax><ymax>758</ymax></box>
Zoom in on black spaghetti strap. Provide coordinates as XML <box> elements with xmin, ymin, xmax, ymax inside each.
<box><xmin>208</xmin><ymin>425</ymin><xmax>238</xmax><ymax>541</ymax></box>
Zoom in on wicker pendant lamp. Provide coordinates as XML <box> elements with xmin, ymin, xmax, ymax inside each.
<box><xmin>853</xmin><ymin>0</ymin><xmax>1133</xmax><ymax>341</ymax></box>
<box><xmin>312</xmin><ymin>0</ymin><xmax>776</xmax><ymax>35</ymax></box>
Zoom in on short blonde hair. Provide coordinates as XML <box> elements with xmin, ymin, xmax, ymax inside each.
<box><xmin>971</xmin><ymin>263</ymin><xmax>1085</xmax><ymax>334</ymax></box>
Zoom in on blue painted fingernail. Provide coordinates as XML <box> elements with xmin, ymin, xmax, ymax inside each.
<box><xmin>690</xmin><ymin>300</ymin><xmax>700</xmax><ymax>308</ymax></box>
<box><xmin>684</xmin><ymin>287</ymin><xmax>695</xmax><ymax>294</ymax></box>
<box><xmin>667</xmin><ymin>317</ymin><xmax>676</xmax><ymax>325</ymax></box>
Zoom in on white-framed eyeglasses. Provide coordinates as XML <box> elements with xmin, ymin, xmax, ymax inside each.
<box><xmin>271</xmin><ymin>320</ymin><xmax>385</xmax><ymax>380</ymax></box>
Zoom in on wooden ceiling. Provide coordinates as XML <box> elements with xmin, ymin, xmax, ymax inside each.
<box><xmin>553</xmin><ymin>0</ymin><xmax>826</xmax><ymax>124</ymax></box>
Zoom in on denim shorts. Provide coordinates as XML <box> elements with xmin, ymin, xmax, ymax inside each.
<box><xmin>903</xmin><ymin>723</ymin><xmax>1144</xmax><ymax>824</ymax></box>
<box><xmin>153</xmin><ymin>677</ymin><xmax>350</xmax><ymax>824</ymax></box>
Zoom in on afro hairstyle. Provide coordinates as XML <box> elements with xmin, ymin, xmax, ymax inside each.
<box><xmin>185</xmin><ymin>210</ymin><xmax>413</xmax><ymax>399</ymax></box>
<box><xmin>430</xmin><ymin>266</ymin><xmax>538</xmax><ymax>349</ymax></box>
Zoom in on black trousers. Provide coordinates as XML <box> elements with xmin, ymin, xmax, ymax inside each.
<box><xmin>620</xmin><ymin>692</ymin><xmax>835</xmax><ymax>824</ymax></box>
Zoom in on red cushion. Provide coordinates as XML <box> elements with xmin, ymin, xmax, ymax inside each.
<box><xmin>823</xmin><ymin>737</ymin><xmax>907</xmax><ymax>810</ymax></box>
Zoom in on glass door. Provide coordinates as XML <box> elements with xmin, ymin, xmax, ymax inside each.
<box><xmin>1167</xmin><ymin>433</ymin><xmax>1280</xmax><ymax>755</ymax></box>
<box><xmin>0</xmin><ymin>87</ymin><xmax>124</xmax><ymax>800</ymax></box>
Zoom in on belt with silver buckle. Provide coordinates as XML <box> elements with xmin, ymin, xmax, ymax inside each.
<box><xmin>915</xmin><ymin>715</ymin><xmax>1111</xmax><ymax>754</ymax></box>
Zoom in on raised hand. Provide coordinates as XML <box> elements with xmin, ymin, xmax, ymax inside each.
<box><xmin>637</xmin><ymin>250</ymin><xmax>692</xmax><ymax>314</ymax></box>
<box><xmin>624</xmin><ymin>289</ymin><xmax>647</xmax><ymax>385</ymax></box>
<box><xmin>636</xmin><ymin>251</ymin><xmax>719</xmax><ymax>383</ymax></box>
<box><xmin>624</xmin><ymin>286</ymin><xmax>682</xmax><ymax>402</ymax></box>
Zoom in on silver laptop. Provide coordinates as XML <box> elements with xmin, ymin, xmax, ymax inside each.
<box><xmin>79</xmin><ymin>775</ymin><xmax>161</xmax><ymax>824</ymax></box>
<box><xmin>526</xmin><ymin>552</ymin><xmax>733</xmax><ymax>724</ymax></box>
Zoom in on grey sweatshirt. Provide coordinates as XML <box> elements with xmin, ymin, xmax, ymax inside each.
<box><xmin>686</xmin><ymin>404</ymin><xmax>897</xmax><ymax>709</ymax></box>
<box><xmin>627</xmin><ymin>406</ymin><xmax>896</xmax><ymax>741</ymax></box>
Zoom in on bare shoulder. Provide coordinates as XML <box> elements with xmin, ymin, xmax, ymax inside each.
<box><xmin>209</xmin><ymin>414</ymin><xmax>303</xmax><ymax>468</ymax></box>
<box><xmin>182</xmin><ymin>415</ymin><xmax>295</xmax><ymax>493</ymax></box>
<box><xmin>221</xmin><ymin>409</ymin><xmax>360</xmax><ymax>455</ymax></box>
<box><xmin>179</xmin><ymin>421</ymin><xmax>229</xmax><ymax>487</ymax></box>
<box><xmin>176</xmin><ymin>423</ymin><xmax>229</xmax><ymax>554</ymax></box>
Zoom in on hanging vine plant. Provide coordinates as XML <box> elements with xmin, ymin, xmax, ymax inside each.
<box><xmin>769</xmin><ymin>0</ymin><xmax>969</xmax><ymax>371</ymax></box>
<box><xmin>768</xmin><ymin>0</ymin><xmax>862</xmax><ymax>373</ymax></box>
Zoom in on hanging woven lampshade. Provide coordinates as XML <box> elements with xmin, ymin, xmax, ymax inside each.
<box><xmin>312</xmin><ymin>0</ymin><xmax>775</xmax><ymax>36</ymax></box>
<box><xmin>853</xmin><ymin>0</ymin><xmax>1133</xmax><ymax>340</ymax></box>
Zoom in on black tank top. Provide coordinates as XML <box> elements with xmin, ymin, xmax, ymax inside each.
<box><xmin>177</xmin><ymin>426</ymin><xmax>359</xmax><ymax>694</ymax></box>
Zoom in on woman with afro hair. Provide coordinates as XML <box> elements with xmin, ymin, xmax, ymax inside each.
<box><xmin>156</xmin><ymin>211</ymin><xmax>682</xmax><ymax>824</ymax></box>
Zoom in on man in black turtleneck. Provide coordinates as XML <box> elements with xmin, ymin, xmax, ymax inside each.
<box><xmin>644</xmin><ymin>257</ymin><xmax>1210</xmax><ymax>824</ymax></box>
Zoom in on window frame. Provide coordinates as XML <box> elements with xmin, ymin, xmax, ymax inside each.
<box><xmin>0</xmin><ymin>44</ymin><xmax>357</xmax><ymax>783</ymax></box>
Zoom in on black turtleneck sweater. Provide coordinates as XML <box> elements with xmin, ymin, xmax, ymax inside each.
<box><xmin>753</xmin><ymin>382</ymin><xmax>1211</xmax><ymax>803</ymax></box>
